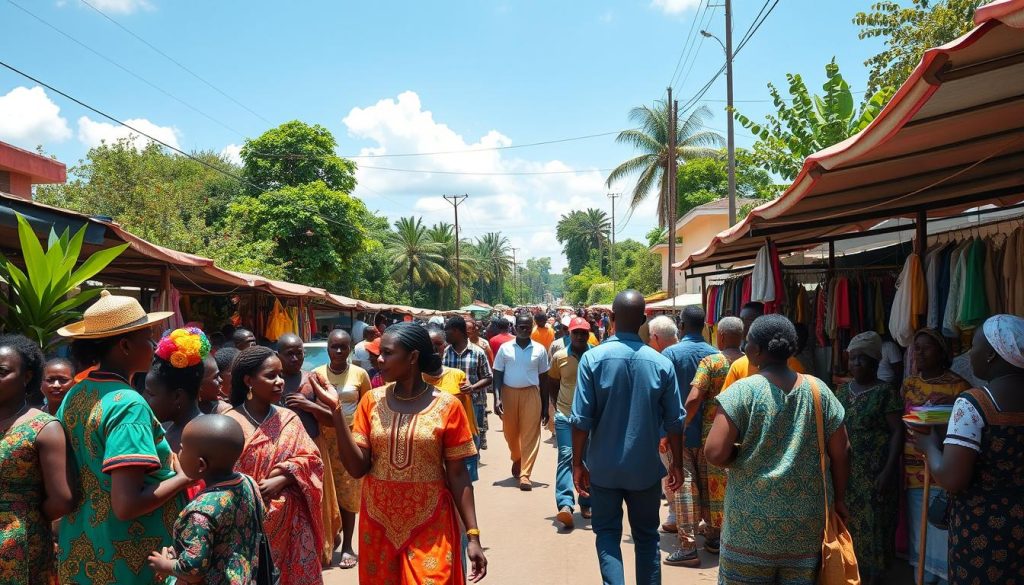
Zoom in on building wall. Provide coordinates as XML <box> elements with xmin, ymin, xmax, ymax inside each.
<box><xmin>655</xmin><ymin>212</ymin><xmax>732</xmax><ymax>293</ymax></box>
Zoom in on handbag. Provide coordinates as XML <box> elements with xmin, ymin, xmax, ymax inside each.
<box><xmin>809</xmin><ymin>376</ymin><xmax>861</xmax><ymax>585</ymax></box>
<box><xmin>245</xmin><ymin>476</ymin><xmax>281</xmax><ymax>585</ymax></box>
<box><xmin>927</xmin><ymin>490</ymin><xmax>951</xmax><ymax>530</ymax></box>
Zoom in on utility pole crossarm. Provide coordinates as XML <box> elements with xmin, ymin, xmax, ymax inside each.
<box><xmin>443</xmin><ymin>194</ymin><xmax>469</xmax><ymax>307</ymax></box>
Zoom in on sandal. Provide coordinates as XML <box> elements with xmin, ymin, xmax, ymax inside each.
<box><xmin>339</xmin><ymin>552</ymin><xmax>358</xmax><ymax>569</ymax></box>
<box><xmin>663</xmin><ymin>548</ymin><xmax>700</xmax><ymax>567</ymax></box>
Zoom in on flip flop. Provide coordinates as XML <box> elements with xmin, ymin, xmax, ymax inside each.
<box><xmin>340</xmin><ymin>552</ymin><xmax>358</xmax><ymax>569</ymax></box>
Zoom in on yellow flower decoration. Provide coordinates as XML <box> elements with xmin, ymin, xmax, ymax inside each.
<box><xmin>169</xmin><ymin>352</ymin><xmax>189</xmax><ymax>369</ymax></box>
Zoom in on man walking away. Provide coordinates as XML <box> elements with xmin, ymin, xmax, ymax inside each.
<box><xmin>658</xmin><ymin>307</ymin><xmax>718</xmax><ymax>568</ymax></box>
<box><xmin>572</xmin><ymin>290</ymin><xmax>685</xmax><ymax>585</ymax></box>
<box><xmin>531</xmin><ymin>313</ymin><xmax>555</xmax><ymax>350</ymax></box>
<box><xmin>444</xmin><ymin>316</ymin><xmax>494</xmax><ymax>451</ymax></box>
<box><xmin>494</xmin><ymin>313</ymin><xmax>550</xmax><ymax>491</ymax></box>
<box><xmin>488</xmin><ymin>318</ymin><xmax>515</xmax><ymax>357</ymax></box>
<box><xmin>546</xmin><ymin>316</ymin><xmax>594</xmax><ymax>530</ymax></box>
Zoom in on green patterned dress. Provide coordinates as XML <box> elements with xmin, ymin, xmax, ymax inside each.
<box><xmin>56</xmin><ymin>372</ymin><xmax>185</xmax><ymax>585</ymax></box>
<box><xmin>169</xmin><ymin>475</ymin><xmax>263</xmax><ymax>585</ymax></box>
<box><xmin>836</xmin><ymin>381</ymin><xmax>901</xmax><ymax>580</ymax></box>
<box><xmin>715</xmin><ymin>374</ymin><xmax>845</xmax><ymax>584</ymax></box>
<box><xmin>0</xmin><ymin>412</ymin><xmax>59</xmax><ymax>585</ymax></box>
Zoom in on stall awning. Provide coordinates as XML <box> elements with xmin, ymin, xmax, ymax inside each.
<box><xmin>678</xmin><ymin>0</ymin><xmax>1024</xmax><ymax>270</ymax></box>
<box><xmin>646</xmin><ymin>293</ymin><xmax>704</xmax><ymax>311</ymax></box>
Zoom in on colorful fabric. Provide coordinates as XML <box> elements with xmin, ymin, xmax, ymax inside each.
<box><xmin>720</xmin><ymin>354</ymin><xmax>804</xmax><ymax>392</ymax></box>
<box><xmin>225</xmin><ymin>407</ymin><xmax>324</xmax><ymax>585</ymax></box>
<box><xmin>312</xmin><ymin>364</ymin><xmax>370</xmax><ymax>518</ymax></box>
<box><xmin>715</xmin><ymin>374</ymin><xmax>845</xmax><ymax>572</ymax></box>
<box><xmin>901</xmin><ymin>371</ymin><xmax>970</xmax><ymax>488</ymax></box>
<box><xmin>982</xmin><ymin>314</ymin><xmax>1024</xmax><ymax>369</ymax></box>
<box><xmin>443</xmin><ymin>344</ymin><xmax>492</xmax><ymax>409</ymax></box>
<box><xmin>170</xmin><ymin>475</ymin><xmax>262</xmax><ymax>585</ymax></box>
<box><xmin>948</xmin><ymin>389</ymin><xmax>1024</xmax><ymax>585</ymax></box>
<box><xmin>351</xmin><ymin>387</ymin><xmax>477</xmax><ymax>584</ymax></box>
<box><xmin>0</xmin><ymin>412</ymin><xmax>58</xmax><ymax>585</ymax></box>
<box><xmin>718</xmin><ymin>554</ymin><xmax>818</xmax><ymax>585</ymax></box>
<box><xmin>690</xmin><ymin>352</ymin><xmax>734</xmax><ymax>530</ymax></box>
<box><xmin>530</xmin><ymin>325</ymin><xmax>555</xmax><ymax>349</ymax></box>
<box><xmin>944</xmin><ymin>395</ymin><xmax>985</xmax><ymax>452</ymax></box>
<box><xmin>958</xmin><ymin>238</ymin><xmax>990</xmax><ymax>328</ymax></box>
<box><xmin>836</xmin><ymin>381</ymin><xmax>902</xmax><ymax>580</ymax></box>
<box><xmin>662</xmin><ymin>334</ymin><xmax>718</xmax><ymax>448</ymax></box>
<box><xmin>423</xmin><ymin>367</ymin><xmax>477</xmax><ymax>436</ymax></box>
<box><xmin>314</xmin><ymin>433</ymin><xmax>342</xmax><ymax>564</ymax></box>
<box><xmin>57</xmin><ymin>373</ymin><xmax>184</xmax><ymax>585</ymax></box>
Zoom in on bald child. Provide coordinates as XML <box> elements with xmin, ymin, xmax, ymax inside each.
<box><xmin>148</xmin><ymin>415</ymin><xmax>267</xmax><ymax>585</ymax></box>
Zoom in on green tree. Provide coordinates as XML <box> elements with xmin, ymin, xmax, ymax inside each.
<box><xmin>606</xmin><ymin>102</ymin><xmax>724</xmax><ymax>227</ymax></box>
<box><xmin>855</xmin><ymin>0</ymin><xmax>984</xmax><ymax>97</ymax></box>
<box><xmin>646</xmin><ymin>226</ymin><xmax>669</xmax><ymax>248</ymax></box>
<box><xmin>384</xmin><ymin>217</ymin><xmax>448</xmax><ymax>299</ymax></box>
<box><xmin>612</xmin><ymin>240</ymin><xmax>662</xmax><ymax>295</ymax></box>
<box><xmin>224</xmin><ymin>181</ymin><xmax>370</xmax><ymax>289</ymax></box>
<box><xmin>735</xmin><ymin>59</ymin><xmax>895</xmax><ymax>181</ymax></box>
<box><xmin>239</xmin><ymin>120</ymin><xmax>357</xmax><ymax>195</ymax></box>
<box><xmin>521</xmin><ymin>257</ymin><xmax>552</xmax><ymax>303</ymax></box>
<box><xmin>426</xmin><ymin>222</ymin><xmax>478</xmax><ymax>308</ymax></box>
<box><xmin>556</xmin><ymin>208</ymin><xmax>612</xmax><ymax>275</ymax></box>
<box><xmin>471</xmin><ymin>232</ymin><xmax>513</xmax><ymax>305</ymax></box>
<box><xmin>564</xmin><ymin>264</ymin><xmax>610</xmax><ymax>306</ymax></box>
<box><xmin>345</xmin><ymin>213</ymin><xmax>403</xmax><ymax>303</ymax></box>
<box><xmin>674</xmin><ymin>149</ymin><xmax>781</xmax><ymax>217</ymax></box>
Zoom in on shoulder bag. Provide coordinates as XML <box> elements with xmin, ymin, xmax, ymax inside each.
<box><xmin>809</xmin><ymin>376</ymin><xmax>861</xmax><ymax>585</ymax></box>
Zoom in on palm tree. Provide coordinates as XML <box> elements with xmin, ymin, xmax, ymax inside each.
<box><xmin>606</xmin><ymin>102</ymin><xmax>724</xmax><ymax>227</ymax></box>
<box><xmin>472</xmin><ymin>232</ymin><xmax>513</xmax><ymax>304</ymax></box>
<box><xmin>385</xmin><ymin>216</ymin><xmax>448</xmax><ymax>299</ymax></box>
<box><xmin>427</xmin><ymin>222</ymin><xmax>477</xmax><ymax>307</ymax></box>
<box><xmin>556</xmin><ymin>208</ymin><xmax>611</xmax><ymax>275</ymax></box>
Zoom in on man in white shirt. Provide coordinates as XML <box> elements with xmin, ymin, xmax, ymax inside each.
<box><xmin>494</xmin><ymin>313</ymin><xmax>551</xmax><ymax>491</ymax></box>
<box><xmin>351</xmin><ymin>327</ymin><xmax>379</xmax><ymax>371</ymax></box>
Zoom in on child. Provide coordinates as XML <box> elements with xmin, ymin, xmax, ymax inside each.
<box><xmin>42</xmin><ymin>358</ymin><xmax>75</xmax><ymax>415</ymax></box>
<box><xmin>147</xmin><ymin>415</ymin><xmax>264</xmax><ymax>585</ymax></box>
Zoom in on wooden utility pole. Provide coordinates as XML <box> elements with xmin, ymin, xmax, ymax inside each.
<box><xmin>666</xmin><ymin>87</ymin><xmax>678</xmax><ymax>299</ymax></box>
<box><xmin>511</xmin><ymin>247</ymin><xmax>519</xmax><ymax>305</ymax></box>
<box><xmin>725</xmin><ymin>0</ymin><xmax>736</xmax><ymax>226</ymax></box>
<box><xmin>443</xmin><ymin>194</ymin><xmax>468</xmax><ymax>306</ymax></box>
<box><xmin>608</xmin><ymin>192</ymin><xmax>620</xmax><ymax>291</ymax></box>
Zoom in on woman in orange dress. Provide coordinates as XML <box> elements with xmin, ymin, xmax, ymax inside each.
<box><xmin>226</xmin><ymin>346</ymin><xmax>324</xmax><ymax>585</ymax></box>
<box><xmin>311</xmin><ymin>322</ymin><xmax>487</xmax><ymax>583</ymax></box>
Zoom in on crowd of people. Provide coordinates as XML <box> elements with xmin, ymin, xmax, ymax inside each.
<box><xmin>0</xmin><ymin>286</ymin><xmax>1020</xmax><ymax>585</ymax></box>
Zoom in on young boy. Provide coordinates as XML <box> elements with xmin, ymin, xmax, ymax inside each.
<box><xmin>148</xmin><ymin>415</ymin><xmax>263</xmax><ymax>585</ymax></box>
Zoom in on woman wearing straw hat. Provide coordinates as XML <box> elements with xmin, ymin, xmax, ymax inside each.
<box><xmin>55</xmin><ymin>290</ymin><xmax>192</xmax><ymax>585</ymax></box>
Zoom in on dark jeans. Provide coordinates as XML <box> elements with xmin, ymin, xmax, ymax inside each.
<box><xmin>589</xmin><ymin>480</ymin><xmax>662</xmax><ymax>585</ymax></box>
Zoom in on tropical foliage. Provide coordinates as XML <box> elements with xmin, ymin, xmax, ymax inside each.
<box><xmin>674</xmin><ymin>148</ymin><xmax>781</xmax><ymax>217</ymax></box>
<box><xmin>239</xmin><ymin>120</ymin><xmax>357</xmax><ymax>195</ymax></box>
<box><xmin>563</xmin><ymin>239</ymin><xmax>662</xmax><ymax>305</ymax></box>
<box><xmin>0</xmin><ymin>214</ymin><xmax>128</xmax><ymax>349</ymax></box>
<box><xmin>555</xmin><ymin>208</ymin><xmax>611</xmax><ymax>275</ymax></box>
<box><xmin>734</xmin><ymin>58</ymin><xmax>895</xmax><ymax>181</ymax></box>
<box><xmin>606</xmin><ymin>102</ymin><xmax>724</xmax><ymax>227</ymax></box>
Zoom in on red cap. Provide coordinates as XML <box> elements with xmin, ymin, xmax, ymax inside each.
<box><xmin>568</xmin><ymin>317</ymin><xmax>590</xmax><ymax>332</ymax></box>
<box><xmin>366</xmin><ymin>338</ymin><xmax>381</xmax><ymax>355</ymax></box>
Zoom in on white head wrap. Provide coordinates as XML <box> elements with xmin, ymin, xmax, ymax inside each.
<box><xmin>847</xmin><ymin>331</ymin><xmax>882</xmax><ymax>361</ymax></box>
<box><xmin>983</xmin><ymin>314</ymin><xmax>1024</xmax><ymax>369</ymax></box>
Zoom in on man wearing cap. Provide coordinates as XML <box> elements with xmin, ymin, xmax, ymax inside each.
<box><xmin>352</xmin><ymin>327</ymin><xmax>379</xmax><ymax>371</ymax></box>
<box><xmin>546</xmin><ymin>316</ymin><xmax>594</xmax><ymax>529</ymax></box>
<box><xmin>493</xmin><ymin>313</ymin><xmax>551</xmax><ymax>491</ymax></box>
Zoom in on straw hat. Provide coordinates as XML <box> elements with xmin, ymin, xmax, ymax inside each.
<box><xmin>57</xmin><ymin>290</ymin><xmax>174</xmax><ymax>339</ymax></box>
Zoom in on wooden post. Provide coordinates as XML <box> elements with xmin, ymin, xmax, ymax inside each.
<box><xmin>916</xmin><ymin>209</ymin><xmax>928</xmax><ymax>256</ymax></box>
<box><xmin>918</xmin><ymin>464</ymin><xmax>931</xmax><ymax>585</ymax></box>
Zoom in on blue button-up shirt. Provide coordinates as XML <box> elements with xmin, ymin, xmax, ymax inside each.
<box><xmin>662</xmin><ymin>333</ymin><xmax>719</xmax><ymax>447</ymax></box>
<box><xmin>570</xmin><ymin>332</ymin><xmax>684</xmax><ymax>491</ymax></box>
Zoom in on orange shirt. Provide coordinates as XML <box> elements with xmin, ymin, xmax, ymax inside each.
<box><xmin>531</xmin><ymin>325</ymin><xmax>555</xmax><ymax>349</ymax></box>
<box><xmin>721</xmin><ymin>354</ymin><xmax>805</xmax><ymax>391</ymax></box>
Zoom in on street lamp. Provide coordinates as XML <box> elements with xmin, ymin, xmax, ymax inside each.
<box><xmin>701</xmin><ymin>21</ymin><xmax>737</xmax><ymax>226</ymax></box>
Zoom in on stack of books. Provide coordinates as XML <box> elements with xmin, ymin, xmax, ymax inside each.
<box><xmin>902</xmin><ymin>405</ymin><xmax>954</xmax><ymax>426</ymax></box>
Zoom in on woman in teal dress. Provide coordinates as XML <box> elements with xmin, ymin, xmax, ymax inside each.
<box><xmin>0</xmin><ymin>334</ymin><xmax>76</xmax><ymax>585</ymax></box>
<box><xmin>835</xmin><ymin>332</ymin><xmax>902</xmax><ymax>585</ymax></box>
<box><xmin>56</xmin><ymin>291</ymin><xmax>191</xmax><ymax>585</ymax></box>
<box><xmin>706</xmin><ymin>315</ymin><xmax>850</xmax><ymax>585</ymax></box>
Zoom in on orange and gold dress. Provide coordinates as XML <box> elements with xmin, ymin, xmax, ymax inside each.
<box><xmin>352</xmin><ymin>386</ymin><xmax>477</xmax><ymax>584</ymax></box>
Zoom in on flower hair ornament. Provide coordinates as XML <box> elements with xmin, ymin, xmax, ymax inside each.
<box><xmin>155</xmin><ymin>327</ymin><xmax>211</xmax><ymax>369</ymax></box>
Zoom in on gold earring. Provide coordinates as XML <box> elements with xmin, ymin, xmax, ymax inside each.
<box><xmin>246</xmin><ymin>387</ymin><xmax>253</xmax><ymax>400</ymax></box>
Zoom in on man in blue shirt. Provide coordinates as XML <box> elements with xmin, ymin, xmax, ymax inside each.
<box><xmin>571</xmin><ymin>290</ymin><xmax>685</xmax><ymax>585</ymax></box>
<box><xmin>657</xmin><ymin>306</ymin><xmax>718</xmax><ymax>568</ymax></box>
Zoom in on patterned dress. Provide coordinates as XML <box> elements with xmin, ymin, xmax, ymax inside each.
<box><xmin>352</xmin><ymin>386</ymin><xmax>477</xmax><ymax>584</ymax></box>
<box><xmin>57</xmin><ymin>372</ymin><xmax>185</xmax><ymax>585</ymax></box>
<box><xmin>0</xmin><ymin>412</ymin><xmax>59</xmax><ymax>585</ymax></box>
<box><xmin>835</xmin><ymin>381</ymin><xmax>901</xmax><ymax>580</ymax></box>
<box><xmin>715</xmin><ymin>374</ymin><xmax>845</xmax><ymax>584</ymax></box>
<box><xmin>225</xmin><ymin>407</ymin><xmax>324</xmax><ymax>585</ymax></box>
<box><xmin>691</xmin><ymin>352</ymin><xmax>735</xmax><ymax>531</ymax></box>
<box><xmin>170</xmin><ymin>475</ymin><xmax>263</xmax><ymax>585</ymax></box>
<box><xmin>948</xmin><ymin>389</ymin><xmax>1024</xmax><ymax>585</ymax></box>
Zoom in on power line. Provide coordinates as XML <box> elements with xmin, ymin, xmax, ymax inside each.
<box><xmin>77</xmin><ymin>0</ymin><xmax>272</xmax><ymax>125</ymax></box>
<box><xmin>668</xmin><ymin>0</ymin><xmax>709</xmax><ymax>88</ymax></box>
<box><xmin>0</xmin><ymin>59</ymin><xmax>353</xmax><ymax>229</ymax></box>
<box><xmin>355</xmin><ymin>165</ymin><xmax>615</xmax><ymax>176</ymax></box>
<box><xmin>673</xmin><ymin>3</ymin><xmax>719</xmax><ymax>94</ymax></box>
<box><xmin>6</xmin><ymin>0</ymin><xmax>245</xmax><ymax>136</ymax></box>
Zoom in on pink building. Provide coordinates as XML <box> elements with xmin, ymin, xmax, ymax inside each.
<box><xmin>0</xmin><ymin>141</ymin><xmax>67</xmax><ymax>199</ymax></box>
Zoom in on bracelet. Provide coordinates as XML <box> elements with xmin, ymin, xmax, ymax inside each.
<box><xmin>466</xmin><ymin>528</ymin><xmax>481</xmax><ymax>538</ymax></box>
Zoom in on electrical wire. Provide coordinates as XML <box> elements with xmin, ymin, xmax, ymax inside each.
<box><xmin>77</xmin><ymin>0</ymin><xmax>272</xmax><ymax>125</ymax></box>
<box><xmin>5</xmin><ymin>0</ymin><xmax>245</xmax><ymax>136</ymax></box>
<box><xmin>668</xmin><ymin>0</ymin><xmax>709</xmax><ymax>88</ymax></box>
<box><xmin>673</xmin><ymin>3</ymin><xmax>719</xmax><ymax>95</ymax></box>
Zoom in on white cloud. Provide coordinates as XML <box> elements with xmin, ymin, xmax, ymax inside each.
<box><xmin>343</xmin><ymin>91</ymin><xmax>616</xmax><ymax>272</ymax></box>
<box><xmin>220</xmin><ymin>143</ymin><xmax>243</xmax><ymax>165</ymax></box>
<box><xmin>0</xmin><ymin>86</ymin><xmax>72</xmax><ymax>147</ymax></box>
<box><xmin>651</xmin><ymin>0</ymin><xmax>701</xmax><ymax>15</ymax></box>
<box><xmin>81</xmin><ymin>0</ymin><xmax>153</xmax><ymax>13</ymax></box>
<box><xmin>77</xmin><ymin>116</ymin><xmax>181</xmax><ymax>150</ymax></box>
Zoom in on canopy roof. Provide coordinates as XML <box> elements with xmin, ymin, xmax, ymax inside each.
<box><xmin>646</xmin><ymin>293</ymin><xmax>704</xmax><ymax>311</ymax></box>
<box><xmin>678</xmin><ymin>0</ymin><xmax>1024</xmax><ymax>270</ymax></box>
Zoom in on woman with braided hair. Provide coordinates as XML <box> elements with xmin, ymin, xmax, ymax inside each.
<box><xmin>225</xmin><ymin>346</ymin><xmax>324</xmax><ymax>585</ymax></box>
<box><xmin>309</xmin><ymin>321</ymin><xmax>488</xmax><ymax>583</ymax></box>
<box><xmin>705</xmin><ymin>314</ymin><xmax>851</xmax><ymax>585</ymax></box>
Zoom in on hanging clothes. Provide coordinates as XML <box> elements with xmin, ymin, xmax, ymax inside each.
<box><xmin>958</xmin><ymin>238</ymin><xmax>990</xmax><ymax>329</ymax></box>
<box><xmin>942</xmin><ymin>240</ymin><xmax>971</xmax><ymax>338</ymax></box>
<box><xmin>751</xmin><ymin>245</ymin><xmax>776</xmax><ymax>304</ymax></box>
<box><xmin>889</xmin><ymin>253</ymin><xmax>926</xmax><ymax>348</ymax></box>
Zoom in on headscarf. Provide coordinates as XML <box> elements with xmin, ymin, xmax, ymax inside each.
<box><xmin>847</xmin><ymin>331</ymin><xmax>882</xmax><ymax>361</ymax></box>
<box><xmin>914</xmin><ymin>327</ymin><xmax>952</xmax><ymax>368</ymax></box>
<box><xmin>982</xmin><ymin>314</ymin><xmax>1024</xmax><ymax>369</ymax></box>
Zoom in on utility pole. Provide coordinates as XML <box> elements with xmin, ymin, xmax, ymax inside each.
<box><xmin>511</xmin><ymin>247</ymin><xmax>519</xmax><ymax>306</ymax></box>
<box><xmin>666</xmin><ymin>87</ymin><xmax>678</xmax><ymax>300</ymax></box>
<box><xmin>725</xmin><ymin>0</ymin><xmax>736</xmax><ymax>226</ymax></box>
<box><xmin>443</xmin><ymin>194</ymin><xmax>468</xmax><ymax>306</ymax></box>
<box><xmin>608</xmin><ymin>192</ymin><xmax>620</xmax><ymax>291</ymax></box>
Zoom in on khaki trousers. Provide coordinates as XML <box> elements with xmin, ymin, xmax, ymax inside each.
<box><xmin>501</xmin><ymin>385</ymin><xmax>542</xmax><ymax>480</ymax></box>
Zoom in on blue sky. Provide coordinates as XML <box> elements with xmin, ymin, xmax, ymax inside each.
<box><xmin>0</xmin><ymin>0</ymin><xmax>886</xmax><ymax>270</ymax></box>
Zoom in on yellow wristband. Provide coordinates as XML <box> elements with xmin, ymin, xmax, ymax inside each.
<box><xmin>466</xmin><ymin>528</ymin><xmax>480</xmax><ymax>538</ymax></box>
